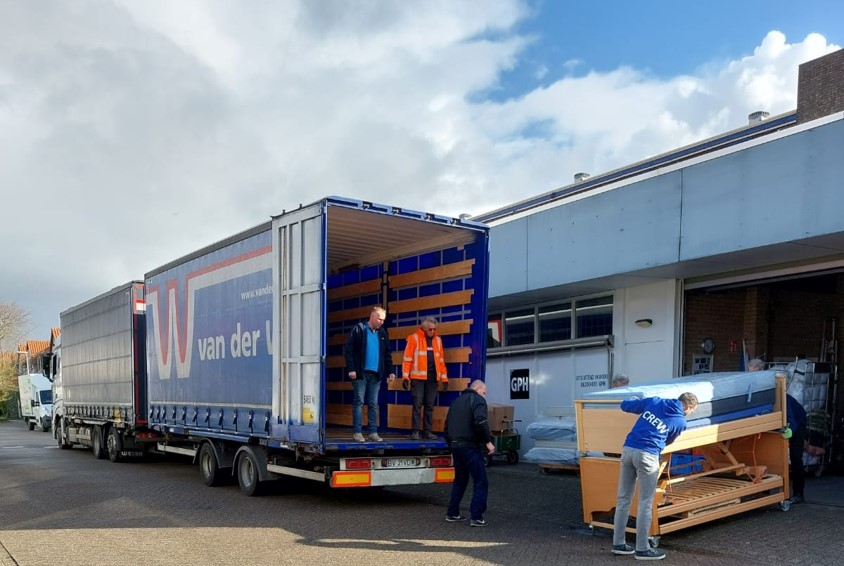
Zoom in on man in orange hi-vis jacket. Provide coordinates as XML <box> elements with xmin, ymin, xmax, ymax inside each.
<box><xmin>402</xmin><ymin>317</ymin><xmax>448</xmax><ymax>440</ymax></box>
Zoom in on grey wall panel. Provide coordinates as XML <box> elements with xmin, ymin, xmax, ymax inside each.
<box><xmin>488</xmin><ymin>219</ymin><xmax>529</xmax><ymax>296</ymax></box>
<box><xmin>489</xmin><ymin>172</ymin><xmax>683</xmax><ymax>296</ymax></box>
<box><xmin>681</xmin><ymin>119</ymin><xmax>844</xmax><ymax>260</ymax></box>
<box><xmin>525</xmin><ymin>172</ymin><xmax>682</xmax><ymax>290</ymax></box>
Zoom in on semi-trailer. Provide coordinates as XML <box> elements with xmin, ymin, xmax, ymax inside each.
<box><xmin>48</xmin><ymin>197</ymin><xmax>489</xmax><ymax>495</ymax></box>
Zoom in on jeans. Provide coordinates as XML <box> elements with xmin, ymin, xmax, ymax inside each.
<box><xmin>613</xmin><ymin>446</ymin><xmax>660</xmax><ymax>551</ymax></box>
<box><xmin>352</xmin><ymin>372</ymin><xmax>381</xmax><ymax>434</ymax></box>
<box><xmin>447</xmin><ymin>445</ymin><xmax>489</xmax><ymax>521</ymax></box>
<box><xmin>411</xmin><ymin>378</ymin><xmax>438</xmax><ymax>432</ymax></box>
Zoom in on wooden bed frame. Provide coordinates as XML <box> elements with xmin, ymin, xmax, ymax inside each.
<box><xmin>575</xmin><ymin>375</ymin><xmax>790</xmax><ymax>537</ymax></box>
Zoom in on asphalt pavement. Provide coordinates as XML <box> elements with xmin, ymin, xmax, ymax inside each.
<box><xmin>1</xmin><ymin>420</ymin><xmax>843</xmax><ymax>565</ymax></box>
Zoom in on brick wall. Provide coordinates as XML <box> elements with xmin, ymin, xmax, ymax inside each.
<box><xmin>683</xmin><ymin>289</ymin><xmax>746</xmax><ymax>373</ymax></box>
<box><xmin>767</xmin><ymin>288</ymin><xmax>835</xmax><ymax>360</ymax></box>
<box><xmin>797</xmin><ymin>49</ymin><xmax>844</xmax><ymax>123</ymax></box>
<box><xmin>684</xmin><ymin>284</ymin><xmax>839</xmax><ymax>374</ymax></box>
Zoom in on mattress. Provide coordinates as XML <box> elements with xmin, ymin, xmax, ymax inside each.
<box><xmin>527</xmin><ymin>417</ymin><xmax>577</xmax><ymax>442</ymax></box>
<box><xmin>581</xmin><ymin>369</ymin><xmax>778</xmax><ymax>425</ymax></box>
<box><xmin>523</xmin><ymin>447</ymin><xmax>603</xmax><ymax>466</ymax></box>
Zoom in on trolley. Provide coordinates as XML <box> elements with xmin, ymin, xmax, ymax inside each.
<box><xmin>487</xmin><ymin>419</ymin><xmax>521</xmax><ymax>466</ymax></box>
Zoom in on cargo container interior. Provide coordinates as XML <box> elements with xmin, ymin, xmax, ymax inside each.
<box><xmin>322</xmin><ymin>203</ymin><xmax>489</xmax><ymax>441</ymax></box>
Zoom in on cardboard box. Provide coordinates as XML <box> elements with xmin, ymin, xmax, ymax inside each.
<box><xmin>487</xmin><ymin>403</ymin><xmax>515</xmax><ymax>432</ymax></box>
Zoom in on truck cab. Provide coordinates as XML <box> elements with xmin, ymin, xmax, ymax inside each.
<box><xmin>43</xmin><ymin>334</ymin><xmax>67</xmax><ymax>444</ymax></box>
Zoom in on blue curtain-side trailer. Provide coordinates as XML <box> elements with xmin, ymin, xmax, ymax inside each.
<box><xmin>143</xmin><ymin>197</ymin><xmax>490</xmax><ymax>494</ymax></box>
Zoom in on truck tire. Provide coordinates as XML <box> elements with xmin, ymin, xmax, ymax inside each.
<box><xmin>199</xmin><ymin>443</ymin><xmax>230</xmax><ymax>487</ymax></box>
<box><xmin>27</xmin><ymin>420</ymin><xmax>36</xmax><ymax>431</ymax></box>
<box><xmin>236</xmin><ymin>451</ymin><xmax>264</xmax><ymax>496</ymax></box>
<box><xmin>106</xmin><ymin>426</ymin><xmax>123</xmax><ymax>463</ymax></box>
<box><xmin>56</xmin><ymin>420</ymin><xmax>73</xmax><ymax>450</ymax></box>
<box><xmin>92</xmin><ymin>426</ymin><xmax>108</xmax><ymax>460</ymax></box>
<box><xmin>40</xmin><ymin>419</ymin><xmax>50</xmax><ymax>433</ymax></box>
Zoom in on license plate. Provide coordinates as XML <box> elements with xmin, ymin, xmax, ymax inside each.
<box><xmin>383</xmin><ymin>458</ymin><xmax>418</xmax><ymax>469</ymax></box>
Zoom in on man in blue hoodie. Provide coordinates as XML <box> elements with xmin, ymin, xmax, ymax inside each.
<box><xmin>612</xmin><ymin>392</ymin><xmax>698</xmax><ymax>561</ymax></box>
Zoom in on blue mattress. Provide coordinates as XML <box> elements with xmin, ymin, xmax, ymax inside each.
<box><xmin>581</xmin><ymin>370</ymin><xmax>778</xmax><ymax>425</ymax></box>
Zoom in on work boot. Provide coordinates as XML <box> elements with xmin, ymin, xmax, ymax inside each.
<box><xmin>411</xmin><ymin>431</ymin><xmax>421</xmax><ymax>440</ymax></box>
<box><xmin>353</xmin><ymin>433</ymin><xmax>365</xmax><ymax>442</ymax></box>
<box><xmin>422</xmin><ymin>431</ymin><xmax>438</xmax><ymax>440</ymax></box>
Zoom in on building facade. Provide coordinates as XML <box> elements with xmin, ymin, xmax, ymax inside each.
<box><xmin>476</xmin><ymin>50</ymin><xmax>844</xmax><ymax>455</ymax></box>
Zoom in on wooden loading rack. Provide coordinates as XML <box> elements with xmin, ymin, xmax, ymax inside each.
<box><xmin>575</xmin><ymin>375</ymin><xmax>791</xmax><ymax>539</ymax></box>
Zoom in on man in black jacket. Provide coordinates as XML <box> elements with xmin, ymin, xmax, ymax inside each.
<box><xmin>343</xmin><ymin>306</ymin><xmax>396</xmax><ymax>442</ymax></box>
<box><xmin>444</xmin><ymin>379</ymin><xmax>495</xmax><ymax>526</ymax></box>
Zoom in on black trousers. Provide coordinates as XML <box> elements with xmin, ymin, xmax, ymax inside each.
<box><xmin>789</xmin><ymin>427</ymin><xmax>806</xmax><ymax>497</ymax></box>
<box><xmin>411</xmin><ymin>378</ymin><xmax>438</xmax><ymax>432</ymax></box>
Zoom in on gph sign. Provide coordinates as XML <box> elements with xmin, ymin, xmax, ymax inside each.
<box><xmin>509</xmin><ymin>368</ymin><xmax>529</xmax><ymax>400</ymax></box>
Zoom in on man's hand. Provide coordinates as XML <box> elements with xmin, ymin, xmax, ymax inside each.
<box><xmin>348</xmin><ymin>371</ymin><xmax>357</xmax><ymax>380</ymax></box>
<box><xmin>486</xmin><ymin>441</ymin><xmax>495</xmax><ymax>456</ymax></box>
<box><xmin>387</xmin><ymin>373</ymin><xmax>396</xmax><ymax>383</ymax></box>
<box><xmin>438</xmin><ymin>380</ymin><xmax>448</xmax><ymax>392</ymax></box>
<box><xmin>402</xmin><ymin>378</ymin><xmax>411</xmax><ymax>390</ymax></box>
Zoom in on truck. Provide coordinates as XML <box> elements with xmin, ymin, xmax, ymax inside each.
<box><xmin>17</xmin><ymin>370</ymin><xmax>53</xmax><ymax>432</ymax></box>
<box><xmin>51</xmin><ymin>281</ymin><xmax>147</xmax><ymax>457</ymax></box>
<box><xmin>49</xmin><ymin>196</ymin><xmax>489</xmax><ymax>495</ymax></box>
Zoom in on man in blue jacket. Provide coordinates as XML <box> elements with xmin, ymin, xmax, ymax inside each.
<box><xmin>612</xmin><ymin>392</ymin><xmax>698</xmax><ymax>561</ymax></box>
<box><xmin>343</xmin><ymin>306</ymin><xmax>396</xmax><ymax>442</ymax></box>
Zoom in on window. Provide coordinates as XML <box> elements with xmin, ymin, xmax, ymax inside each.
<box><xmin>539</xmin><ymin>302</ymin><xmax>571</xmax><ymax>342</ymax></box>
<box><xmin>575</xmin><ymin>296</ymin><xmax>613</xmax><ymax>338</ymax></box>
<box><xmin>488</xmin><ymin>294</ymin><xmax>612</xmax><ymax>349</ymax></box>
<box><xmin>487</xmin><ymin>315</ymin><xmax>502</xmax><ymax>348</ymax></box>
<box><xmin>504</xmin><ymin>308</ymin><xmax>535</xmax><ymax>346</ymax></box>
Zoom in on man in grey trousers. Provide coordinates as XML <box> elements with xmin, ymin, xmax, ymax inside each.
<box><xmin>612</xmin><ymin>392</ymin><xmax>698</xmax><ymax>561</ymax></box>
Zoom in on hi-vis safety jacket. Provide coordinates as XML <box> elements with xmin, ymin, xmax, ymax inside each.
<box><xmin>402</xmin><ymin>328</ymin><xmax>448</xmax><ymax>382</ymax></box>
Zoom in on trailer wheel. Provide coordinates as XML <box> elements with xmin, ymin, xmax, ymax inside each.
<box><xmin>92</xmin><ymin>426</ymin><xmax>108</xmax><ymax>460</ymax></box>
<box><xmin>237</xmin><ymin>451</ymin><xmax>264</xmax><ymax>496</ymax></box>
<box><xmin>507</xmin><ymin>451</ymin><xmax>519</xmax><ymax>465</ymax></box>
<box><xmin>27</xmin><ymin>420</ymin><xmax>36</xmax><ymax>431</ymax></box>
<box><xmin>107</xmin><ymin>426</ymin><xmax>123</xmax><ymax>463</ymax></box>
<box><xmin>199</xmin><ymin>443</ymin><xmax>230</xmax><ymax>487</ymax></box>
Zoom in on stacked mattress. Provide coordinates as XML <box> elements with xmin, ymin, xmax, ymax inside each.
<box><xmin>522</xmin><ymin>417</ymin><xmax>585</xmax><ymax>466</ymax></box>
<box><xmin>580</xmin><ymin>369</ymin><xmax>778</xmax><ymax>428</ymax></box>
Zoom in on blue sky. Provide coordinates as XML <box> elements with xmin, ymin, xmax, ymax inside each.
<box><xmin>489</xmin><ymin>0</ymin><xmax>843</xmax><ymax>99</ymax></box>
<box><xmin>0</xmin><ymin>0</ymin><xmax>842</xmax><ymax>338</ymax></box>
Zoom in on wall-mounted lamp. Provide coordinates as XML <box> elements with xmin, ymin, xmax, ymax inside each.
<box><xmin>634</xmin><ymin>318</ymin><xmax>653</xmax><ymax>328</ymax></box>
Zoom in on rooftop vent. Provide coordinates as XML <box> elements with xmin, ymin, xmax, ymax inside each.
<box><xmin>748</xmin><ymin>111</ymin><xmax>770</xmax><ymax>124</ymax></box>
<box><xmin>574</xmin><ymin>172</ymin><xmax>590</xmax><ymax>183</ymax></box>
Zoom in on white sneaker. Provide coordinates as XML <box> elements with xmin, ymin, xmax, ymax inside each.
<box><xmin>368</xmin><ymin>433</ymin><xmax>383</xmax><ymax>442</ymax></box>
<box><xmin>353</xmin><ymin>433</ymin><xmax>365</xmax><ymax>442</ymax></box>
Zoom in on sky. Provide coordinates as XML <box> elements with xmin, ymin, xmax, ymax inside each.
<box><xmin>1</xmin><ymin>0</ymin><xmax>842</xmax><ymax>340</ymax></box>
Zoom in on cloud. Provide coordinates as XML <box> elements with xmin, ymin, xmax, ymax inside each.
<box><xmin>0</xmin><ymin>1</ymin><xmax>839</xmax><ymax>336</ymax></box>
